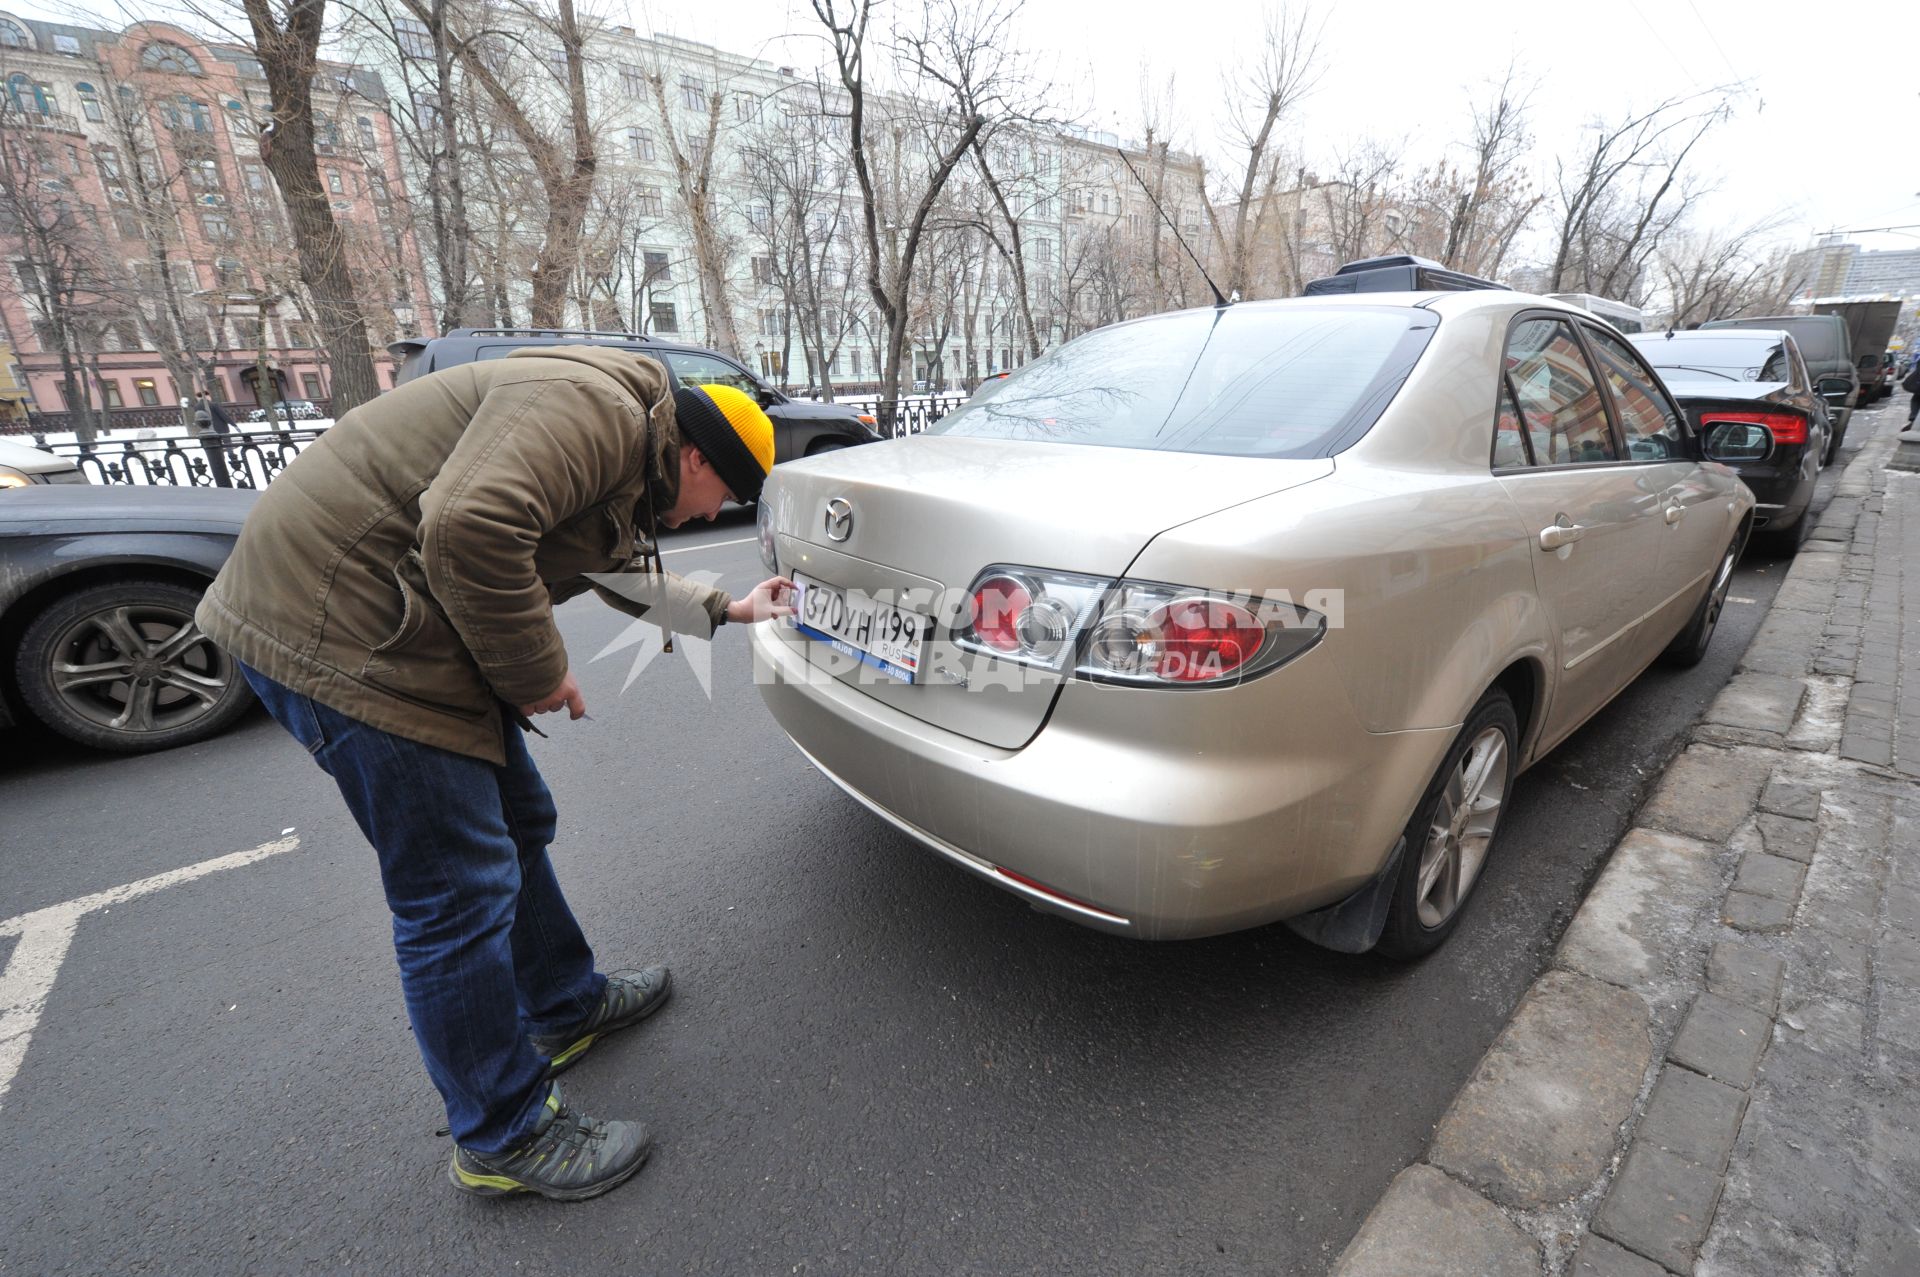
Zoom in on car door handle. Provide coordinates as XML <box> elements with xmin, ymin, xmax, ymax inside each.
<box><xmin>1665</xmin><ymin>504</ymin><xmax>1685</xmax><ymax>525</ymax></box>
<box><xmin>1539</xmin><ymin>523</ymin><xmax>1586</xmax><ymax>550</ymax></box>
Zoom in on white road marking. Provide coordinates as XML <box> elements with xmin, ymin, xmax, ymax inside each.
<box><xmin>1727</xmin><ymin>596</ymin><xmax>1758</xmax><ymax>604</ymax></box>
<box><xmin>661</xmin><ymin>535</ymin><xmax>755</xmax><ymax>556</ymax></box>
<box><xmin>0</xmin><ymin>836</ymin><xmax>300</xmax><ymax>1113</ymax></box>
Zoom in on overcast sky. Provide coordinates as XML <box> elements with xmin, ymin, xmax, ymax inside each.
<box><xmin>629</xmin><ymin>0</ymin><xmax>1920</xmax><ymax>260</ymax></box>
<box><xmin>14</xmin><ymin>0</ymin><xmax>1917</xmax><ymax>260</ymax></box>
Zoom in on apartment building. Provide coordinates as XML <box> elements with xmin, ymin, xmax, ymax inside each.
<box><xmin>0</xmin><ymin>12</ymin><xmax>433</xmax><ymax>423</ymax></box>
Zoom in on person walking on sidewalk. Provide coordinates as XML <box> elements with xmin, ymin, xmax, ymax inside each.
<box><xmin>1904</xmin><ymin>352</ymin><xmax>1920</xmax><ymax>425</ymax></box>
<box><xmin>196</xmin><ymin>349</ymin><xmax>794</xmax><ymax>1202</ymax></box>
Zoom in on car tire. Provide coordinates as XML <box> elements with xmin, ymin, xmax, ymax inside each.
<box><xmin>14</xmin><ymin>578</ymin><xmax>253</xmax><ymax>753</ymax></box>
<box><xmin>1374</xmin><ymin>688</ymin><xmax>1518</xmax><ymax>961</ymax></box>
<box><xmin>1661</xmin><ymin>530</ymin><xmax>1744</xmax><ymax>669</ymax></box>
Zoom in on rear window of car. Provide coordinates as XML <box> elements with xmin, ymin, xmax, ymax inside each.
<box><xmin>928</xmin><ymin>305</ymin><xmax>1436</xmax><ymax>458</ymax></box>
<box><xmin>1705</xmin><ymin>318</ymin><xmax>1843</xmax><ymax>364</ymax></box>
<box><xmin>1631</xmin><ymin>336</ymin><xmax>1786</xmax><ymax>381</ymax></box>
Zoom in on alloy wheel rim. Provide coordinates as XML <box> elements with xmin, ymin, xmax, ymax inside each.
<box><xmin>49</xmin><ymin>603</ymin><xmax>232</xmax><ymax>735</ymax></box>
<box><xmin>1415</xmin><ymin>726</ymin><xmax>1509</xmax><ymax>929</ymax></box>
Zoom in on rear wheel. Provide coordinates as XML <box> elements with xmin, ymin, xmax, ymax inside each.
<box><xmin>1662</xmin><ymin>531</ymin><xmax>1743</xmax><ymax>668</ymax></box>
<box><xmin>1374</xmin><ymin>688</ymin><xmax>1518</xmax><ymax>960</ymax></box>
<box><xmin>14</xmin><ymin>578</ymin><xmax>253</xmax><ymax>753</ymax></box>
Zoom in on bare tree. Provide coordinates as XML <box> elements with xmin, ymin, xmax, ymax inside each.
<box><xmin>1201</xmin><ymin>3</ymin><xmax>1321</xmax><ymax>300</ymax></box>
<box><xmin>443</xmin><ymin>0</ymin><xmax>597</xmax><ymax>328</ymax></box>
<box><xmin>227</xmin><ymin>0</ymin><xmax>383</xmax><ymax>415</ymax></box>
<box><xmin>812</xmin><ymin>0</ymin><xmax>1030</xmax><ymax>422</ymax></box>
<box><xmin>1547</xmin><ymin>90</ymin><xmax>1733</xmax><ymax>299</ymax></box>
<box><xmin>1657</xmin><ymin>216</ymin><xmax>1800</xmax><ymax>327</ymax></box>
<box><xmin>0</xmin><ymin>108</ymin><xmax>121</xmax><ymax>438</ymax></box>
<box><xmin>643</xmin><ymin>48</ymin><xmax>741</xmax><ymax>355</ymax></box>
<box><xmin>1417</xmin><ymin>65</ymin><xmax>1542</xmax><ymax>278</ymax></box>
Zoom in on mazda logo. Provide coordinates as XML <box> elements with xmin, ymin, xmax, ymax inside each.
<box><xmin>824</xmin><ymin>497</ymin><xmax>854</xmax><ymax>542</ymax></box>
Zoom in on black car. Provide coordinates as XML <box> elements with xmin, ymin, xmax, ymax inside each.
<box><xmin>1</xmin><ymin>486</ymin><xmax>257</xmax><ymax>752</ymax></box>
<box><xmin>1699</xmin><ymin>314</ymin><xmax>1856</xmax><ymax>462</ymax></box>
<box><xmin>388</xmin><ymin>328</ymin><xmax>882</xmax><ymax>468</ymax></box>
<box><xmin>1630</xmin><ymin>329</ymin><xmax>1830</xmax><ymax>555</ymax></box>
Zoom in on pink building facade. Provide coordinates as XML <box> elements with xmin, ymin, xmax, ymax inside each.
<box><xmin>0</xmin><ymin>14</ymin><xmax>435</xmax><ymax>427</ymax></box>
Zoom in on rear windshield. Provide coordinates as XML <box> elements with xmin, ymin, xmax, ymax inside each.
<box><xmin>1707</xmin><ymin>318</ymin><xmax>1843</xmax><ymax>364</ymax></box>
<box><xmin>1633</xmin><ymin>336</ymin><xmax>1787</xmax><ymax>381</ymax></box>
<box><xmin>928</xmin><ymin>305</ymin><xmax>1436</xmax><ymax>458</ymax></box>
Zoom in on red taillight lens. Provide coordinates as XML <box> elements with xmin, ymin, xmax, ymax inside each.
<box><xmin>970</xmin><ymin>574</ymin><xmax>1032</xmax><ymax>653</ymax></box>
<box><xmin>1151</xmin><ymin>598</ymin><xmax>1267</xmax><ymax>682</ymax></box>
<box><xmin>1701</xmin><ymin>410</ymin><xmax>1807</xmax><ymax>446</ymax></box>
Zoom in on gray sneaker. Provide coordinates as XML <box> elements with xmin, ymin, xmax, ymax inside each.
<box><xmin>447</xmin><ymin>1086</ymin><xmax>651</xmax><ymax>1201</ymax></box>
<box><xmin>531</xmin><ymin>966</ymin><xmax>673</xmax><ymax>1078</ymax></box>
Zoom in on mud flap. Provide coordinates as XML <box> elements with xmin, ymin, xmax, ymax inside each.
<box><xmin>1282</xmin><ymin>837</ymin><xmax>1406</xmax><ymax>954</ymax></box>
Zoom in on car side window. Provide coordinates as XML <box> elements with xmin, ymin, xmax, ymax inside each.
<box><xmin>1758</xmin><ymin>347</ymin><xmax>1791</xmax><ymax>384</ymax></box>
<box><xmin>663</xmin><ymin>351</ymin><xmax>759</xmax><ymax>396</ymax></box>
<box><xmin>1584</xmin><ymin>326</ymin><xmax>1686</xmax><ymax>461</ymax></box>
<box><xmin>1491</xmin><ymin>377</ymin><xmax>1531</xmax><ymax>468</ymax></box>
<box><xmin>1503</xmin><ymin>318</ymin><xmax>1619</xmax><ymax>465</ymax></box>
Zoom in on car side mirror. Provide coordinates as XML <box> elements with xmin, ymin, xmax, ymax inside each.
<box><xmin>1703</xmin><ymin>421</ymin><xmax>1772</xmax><ymax>464</ymax></box>
<box><xmin>1816</xmin><ymin>376</ymin><xmax>1851</xmax><ymax>402</ymax></box>
<box><xmin>756</xmin><ymin>385</ymin><xmax>781</xmax><ymax>408</ymax></box>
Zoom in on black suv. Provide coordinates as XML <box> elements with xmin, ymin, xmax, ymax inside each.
<box><xmin>388</xmin><ymin>328</ymin><xmax>882</xmax><ymax>466</ymax></box>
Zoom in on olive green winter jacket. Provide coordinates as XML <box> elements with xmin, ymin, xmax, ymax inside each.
<box><xmin>196</xmin><ymin>346</ymin><xmax>731</xmax><ymax>764</ymax></box>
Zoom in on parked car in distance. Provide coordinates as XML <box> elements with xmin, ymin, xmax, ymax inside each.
<box><xmin>1701</xmin><ymin>314</ymin><xmax>1856</xmax><ymax>462</ymax></box>
<box><xmin>388</xmin><ymin>328</ymin><xmax>882</xmax><ymax>470</ymax></box>
<box><xmin>0</xmin><ymin>436</ymin><xmax>87</xmax><ymax>486</ymax></box>
<box><xmin>244</xmin><ymin>399</ymin><xmax>324</xmax><ymax>422</ymax></box>
<box><xmin>752</xmin><ymin>274</ymin><xmax>1754</xmax><ymax>958</ymax></box>
<box><xmin>1</xmin><ymin>485</ymin><xmax>257</xmax><ymax>751</ymax></box>
<box><xmin>1630</xmin><ymin>329</ymin><xmax>1829</xmax><ymax>555</ymax></box>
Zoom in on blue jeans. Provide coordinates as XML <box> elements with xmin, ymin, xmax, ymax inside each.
<box><xmin>241</xmin><ymin>664</ymin><xmax>605</xmax><ymax>1153</ymax></box>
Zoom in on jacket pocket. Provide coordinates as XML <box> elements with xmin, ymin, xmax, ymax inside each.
<box><xmin>359</xmin><ymin>551</ymin><xmax>486</xmax><ymax>717</ymax></box>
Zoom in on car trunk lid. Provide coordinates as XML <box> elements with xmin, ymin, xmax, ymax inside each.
<box><xmin>765</xmin><ymin>435</ymin><xmax>1333</xmax><ymax>748</ymax></box>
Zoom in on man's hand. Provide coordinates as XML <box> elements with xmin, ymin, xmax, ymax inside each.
<box><xmin>519</xmin><ymin>670</ymin><xmax>587</xmax><ymax>720</ymax></box>
<box><xmin>727</xmin><ymin>576</ymin><xmax>798</xmax><ymax>624</ymax></box>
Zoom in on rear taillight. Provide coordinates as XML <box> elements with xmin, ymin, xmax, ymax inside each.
<box><xmin>1701</xmin><ymin>410</ymin><xmax>1808</xmax><ymax>446</ymax></box>
<box><xmin>953</xmin><ymin>566</ymin><xmax>1326</xmax><ymax>686</ymax></box>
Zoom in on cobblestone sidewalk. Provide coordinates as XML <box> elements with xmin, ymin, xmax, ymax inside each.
<box><xmin>1333</xmin><ymin>404</ymin><xmax>1920</xmax><ymax>1277</ymax></box>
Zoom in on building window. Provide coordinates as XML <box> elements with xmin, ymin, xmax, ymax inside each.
<box><xmin>415</xmin><ymin>95</ymin><xmax>442</xmax><ymax>132</ymax></box>
<box><xmin>543</xmin><ymin>46</ymin><xmax>567</xmax><ymax>77</ymax></box>
<box><xmin>65</xmin><ymin>145</ymin><xmax>82</xmax><ymax>174</ymax></box>
<box><xmin>687</xmin><ymin>135</ymin><xmax>708</xmax><ymax>169</ymax></box>
<box><xmin>201</xmin><ymin>210</ymin><xmax>231</xmax><ymax>240</ymax></box>
<box><xmin>98</xmin><ymin>379</ymin><xmax>123</xmax><ymax>408</ymax></box>
<box><xmin>370</xmin><ymin>172</ymin><xmax>391</xmax><ymax>204</ymax></box>
<box><xmin>301</xmin><ymin>372</ymin><xmax>323</xmax><ymax>398</ymax></box>
<box><xmin>141</xmin><ymin>42</ymin><xmax>204</xmax><ymax>74</ymax></box>
<box><xmin>759</xmin><ymin>352</ymin><xmax>783</xmax><ymax>378</ymax></box>
<box><xmin>627</xmin><ymin>127</ymin><xmax>654</xmax><ymax>161</ymax></box>
<box><xmin>327</xmin><ymin>170</ymin><xmax>344</xmax><ymax>194</ymax></box>
<box><xmin>190</xmin><ymin>158</ymin><xmax>220</xmax><ymax>189</ymax></box>
<box><xmin>164</xmin><ymin>96</ymin><xmax>213</xmax><ymax>132</ymax></box>
<box><xmin>752</xmin><ymin>255</ymin><xmax>775</xmax><ymax>285</ymax></box>
<box><xmin>636</xmin><ymin>185</ymin><xmax>662</xmax><ymax>217</ymax></box>
<box><xmin>112</xmin><ymin>208</ymin><xmax>141</xmax><ymax>239</ymax></box>
<box><xmin>314</xmin><ymin>115</ymin><xmax>337</xmax><ymax>152</ymax></box>
<box><xmin>678</xmin><ymin>75</ymin><xmax>706</xmax><ymax>112</ymax></box>
<box><xmin>650</xmin><ymin>301</ymin><xmax>677</xmax><ymax>333</ymax></box>
<box><xmin>216</xmin><ymin>258</ymin><xmax>246</xmax><ymax>288</ymax></box>
<box><xmin>851</xmin><ymin>349</ymin><xmax>861</xmax><ymax>378</ymax></box>
<box><xmin>0</xmin><ymin>18</ymin><xmax>27</xmax><ymax>48</ymax></box>
<box><xmin>760</xmin><ymin>308</ymin><xmax>785</xmax><ymax>337</ymax></box>
<box><xmin>619</xmin><ymin>64</ymin><xmax>645</xmax><ymax>98</ymax></box>
<box><xmin>395</xmin><ymin>17</ymin><xmax>433</xmax><ymax>59</ymax></box>
<box><xmin>5</xmin><ymin>74</ymin><xmax>51</xmax><ymax>116</ymax></box>
<box><xmin>53</xmin><ymin>33</ymin><xmax>80</xmax><ymax>55</ymax></box>
<box><xmin>76</xmin><ymin>82</ymin><xmax>102</xmax><ymax>121</ymax></box>
<box><xmin>356</xmin><ymin>115</ymin><xmax>378</xmax><ymax>152</ymax></box>
<box><xmin>133</xmin><ymin>377</ymin><xmax>160</xmax><ymax>406</ymax></box>
<box><xmin>244</xmin><ymin>163</ymin><xmax>266</xmax><ymax>192</ymax></box>
<box><xmin>735</xmin><ymin>93</ymin><xmax>755</xmax><ymax>121</ymax></box>
<box><xmin>748</xmin><ymin>204</ymin><xmax>771</xmax><ymax>232</ymax></box>
<box><xmin>643</xmin><ymin>250</ymin><xmax>671</xmax><ymax>282</ymax></box>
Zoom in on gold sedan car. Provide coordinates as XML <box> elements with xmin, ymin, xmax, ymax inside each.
<box><xmin>750</xmin><ymin>284</ymin><xmax>1753</xmax><ymax>957</ymax></box>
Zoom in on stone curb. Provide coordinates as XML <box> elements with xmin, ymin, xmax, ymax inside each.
<box><xmin>1333</xmin><ymin>410</ymin><xmax>1910</xmax><ymax>1277</ymax></box>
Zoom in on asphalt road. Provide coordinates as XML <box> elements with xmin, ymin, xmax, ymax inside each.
<box><xmin>0</xmin><ymin>402</ymin><xmax>1889</xmax><ymax>1276</ymax></box>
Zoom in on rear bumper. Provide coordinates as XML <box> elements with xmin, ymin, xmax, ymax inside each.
<box><xmin>1733</xmin><ymin>452</ymin><xmax>1817</xmax><ymax>528</ymax></box>
<box><xmin>751</xmin><ymin>620</ymin><xmax>1456</xmax><ymax>940</ymax></box>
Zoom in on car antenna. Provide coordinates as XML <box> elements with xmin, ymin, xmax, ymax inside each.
<box><xmin>1115</xmin><ymin>146</ymin><xmax>1229</xmax><ymax>309</ymax></box>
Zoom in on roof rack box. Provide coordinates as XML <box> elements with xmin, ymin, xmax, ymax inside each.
<box><xmin>1303</xmin><ymin>255</ymin><xmax>1507</xmax><ymax>296</ymax></box>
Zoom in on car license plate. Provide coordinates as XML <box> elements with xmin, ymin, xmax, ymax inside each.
<box><xmin>791</xmin><ymin>572</ymin><xmax>928</xmax><ymax>684</ymax></box>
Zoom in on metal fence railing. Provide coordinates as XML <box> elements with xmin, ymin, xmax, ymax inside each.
<box><xmin>36</xmin><ymin>426</ymin><xmax>330</xmax><ymax>489</ymax></box>
<box><xmin>837</xmin><ymin>394</ymin><xmax>969</xmax><ymax>436</ymax></box>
